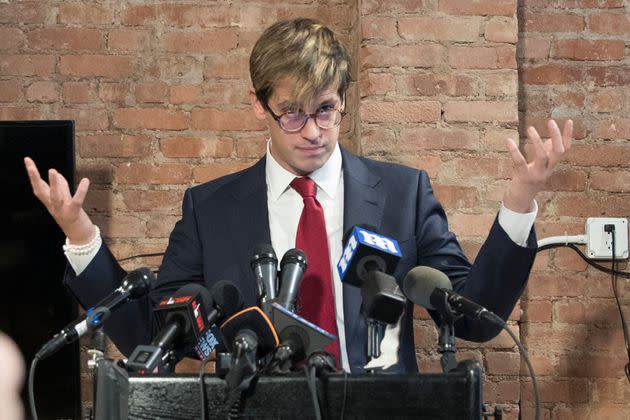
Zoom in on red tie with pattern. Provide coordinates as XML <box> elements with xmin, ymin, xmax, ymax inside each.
<box><xmin>290</xmin><ymin>177</ymin><xmax>340</xmax><ymax>365</ymax></box>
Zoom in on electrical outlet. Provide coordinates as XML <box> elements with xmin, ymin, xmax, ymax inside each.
<box><xmin>586</xmin><ymin>217</ymin><xmax>629</xmax><ymax>260</ymax></box>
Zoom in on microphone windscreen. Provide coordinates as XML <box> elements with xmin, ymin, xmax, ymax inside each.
<box><xmin>220</xmin><ymin>306</ymin><xmax>279</xmax><ymax>356</ymax></box>
<box><xmin>280</xmin><ymin>248</ymin><xmax>307</xmax><ymax>267</ymax></box>
<box><xmin>122</xmin><ymin>267</ymin><xmax>155</xmax><ymax>298</ymax></box>
<box><xmin>252</xmin><ymin>243</ymin><xmax>276</xmax><ymax>261</ymax></box>
<box><xmin>402</xmin><ymin>266</ymin><xmax>452</xmax><ymax>310</ymax></box>
<box><xmin>211</xmin><ymin>280</ymin><xmax>244</xmax><ymax>317</ymax></box>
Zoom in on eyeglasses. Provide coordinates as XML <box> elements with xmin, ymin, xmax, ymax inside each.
<box><xmin>267</xmin><ymin>106</ymin><xmax>346</xmax><ymax>133</ymax></box>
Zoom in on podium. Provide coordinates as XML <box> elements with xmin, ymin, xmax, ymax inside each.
<box><xmin>94</xmin><ymin>360</ymin><xmax>482</xmax><ymax>419</ymax></box>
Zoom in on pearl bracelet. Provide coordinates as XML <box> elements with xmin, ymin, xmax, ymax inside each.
<box><xmin>63</xmin><ymin>225</ymin><xmax>102</xmax><ymax>256</ymax></box>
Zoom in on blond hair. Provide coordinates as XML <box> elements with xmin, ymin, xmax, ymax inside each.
<box><xmin>249</xmin><ymin>18</ymin><xmax>351</xmax><ymax>109</ymax></box>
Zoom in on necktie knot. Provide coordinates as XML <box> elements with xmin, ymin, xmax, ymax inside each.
<box><xmin>291</xmin><ymin>177</ymin><xmax>317</xmax><ymax>198</ymax></box>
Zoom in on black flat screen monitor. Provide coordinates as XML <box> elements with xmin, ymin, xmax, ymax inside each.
<box><xmin>0</xmin><ymin>120</ymin><xmax>81</xmax><ymax>419</ymax></box>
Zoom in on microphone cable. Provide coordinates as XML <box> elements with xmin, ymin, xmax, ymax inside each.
<box><xmin>198</xmin><ymin>357</ymin><xmax>212</xmax><ymax>420</ymax></box>
<box><xmin>303</xmin><ymin>365</ymin><xmax>323</xmax><ymax>420</ymax></box>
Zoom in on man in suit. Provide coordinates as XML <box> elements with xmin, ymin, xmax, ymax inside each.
<box><xmin>25</xmin><ymin>18</ymin><xmax>572</xmax><ymax>373</ymax></box>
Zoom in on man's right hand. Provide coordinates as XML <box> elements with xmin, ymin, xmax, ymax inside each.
<box><xmin>24</xmin><ymin>157</ymin><xmax>96</xmax><ymax>245</ymax></box>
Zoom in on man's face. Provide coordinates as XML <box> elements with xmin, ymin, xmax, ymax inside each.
<box><xmin>252</xmin><ymin>80</ymin><xmax>344</xmax><ymax>176</ymax></box>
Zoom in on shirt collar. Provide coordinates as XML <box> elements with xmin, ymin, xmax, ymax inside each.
<box><xmin>265</xmin><ymin>139</ymin><xmax>342</xmax><ymax>201</ymax></box>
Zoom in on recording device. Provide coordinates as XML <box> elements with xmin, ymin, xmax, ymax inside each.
<box><xmin>126</xmin><ymin>283</ymin><xmax>213</xmax><ymax>373</ymax></box>
<box><xmin>35</xmin><ymin>267</ymin><xmax>154</xmax><ymax>360</ymax></box>
<box><xmin>251</xmin><ymin>244</ymin><xmax>278</xmax><ymax>304</ymax></box>
<box><xmin>403</xmin><ymin>266</ymin><xmax>505</xmax><ymax>327</ymax></box>
<box><xmin>271</xmin><ymin>302</ymin><xmax>336</xmax><ymax>369</ymax></box>
<box><xmin>275</xmin><ymin>248</ymin><xmax>307</xmax><ymax>312</ymax></box>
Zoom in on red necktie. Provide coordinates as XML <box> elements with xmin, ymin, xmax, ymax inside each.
<box><xmin>290</xmin><ymin>177</ymin><xmax>340</xmax><ymax>365</ymax></box>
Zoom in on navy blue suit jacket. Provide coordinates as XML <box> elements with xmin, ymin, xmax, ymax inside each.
<box><xmin>65</xmin><ymin>148</ymin><xmax>537</xmax><ymax>372</ymax></box>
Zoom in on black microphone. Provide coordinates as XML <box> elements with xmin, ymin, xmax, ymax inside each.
<box><xmin>402</xmin><ymin>266</ymin><xmax>505</xmax><ymax>327</ymax></box>
<box><xmin>193</xmin><ymin>280</ymin><xmax>244</xmax><ymax>360</ymax></box>
<box><xmin>275</xmin><ymin>248</ymin><xmax>307</xmax><ymax>312</ymax></box>
<box><xmin>126</xmin><ymin>283</ymin><xmax>213</xmax><ymax>373</ymax></box>
<box><xmin>250</xmin><ymin>244</ymin><xmax>278</xmax><ymax>304</ymax></box>
<box><xmin>36</xmin><ymin>267</ymin><xmax>154</xmax><ymax>360</ymax></box>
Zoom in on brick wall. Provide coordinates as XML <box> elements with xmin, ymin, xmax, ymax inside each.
<box><xmin>2</xmin><ymin>0</ymin><xmax>629</xmax><ymax>418</ymax></box>
<box><xmin>519</xmin><ymin>0</ymin><xmax>630</xmax><ymax>418</ymax></box>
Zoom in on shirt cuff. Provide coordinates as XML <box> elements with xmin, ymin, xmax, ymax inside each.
<box><xmin>498</xmin><ymin>200</ymin><xmax>538</xmax><ymax>247</ymax></box>
<box><xmin>64</xmin><ymin>233</ymin><xmax>102</xmax><ymax>276</ymax></box>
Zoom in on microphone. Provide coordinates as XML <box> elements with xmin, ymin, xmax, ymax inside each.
<box><xmin>250</xmin><ymin>244</ymin><xmax>278</xmax><ymax>303</ymax></box>
<box><xmin>36</xmin><ymin>267</ymin><xmax>154</xmax><ymax>360</ymax></box>
<box><xmin>126</xmin><ymin>283</ymin><xmax>213</xmax><ymax>373</ymax></box>
<box><xmin>403</xmin><ymin>266</ymin><xmax>505</xmax><ymax>327</ymax></box>
<box><xmin>195</xmin><ymin>280</ymin><xmax>244</xmax><ymax>359</ymax></box>
<box><xmin>270</xmin><ymin>303</ymin><xmax>336</xmax><ymax>370</ymax></box>
<box><xmin>275</xmin><ymin>248</ymin><xmax>307</xmax><ymax>312</ymax></box>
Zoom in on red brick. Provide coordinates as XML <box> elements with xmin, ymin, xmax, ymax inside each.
<box><xmin>453</xmin><ymin>155</ymin><xmax>513</xmax><ymax>178</ymax></box>
<box><xmin>590</xmin><ymin>89</ymin><xmax>623</xmax><ymax>113</ymax></box>
<box><xmin>553</xmin><ymin>247</ymin><xmax>589</xmax><ymax>272</ymax></box>
<box><xmin>99</xmin><ymin>82</ymin><xmax>130</xmax><ymax>103</ymax></box>
<box><xmin>449</xmin><ymin>214</ymin><xmax>496</xmax><ymax>237</ymax></box>
<box><xmin>439</xmin><ymin>0</ymin><xmax>515</xmax><ymax>16</ymax></box>
<box><xmin>58</xmin><ymin>2</ymin><xmax>114</xmax><ymax>25</ymax></box>
<box><xmin>163</xmin><ymin>30</ymin><xmax>238</xmax><ymax>53</ymax></box>
<box><xmin>593</xmin><ymin>378</ymin><xmax>630</xmax><ymax>403</ymax></box>
<box><xmin>135</xmin><ymin>82</ymin><xmax>169</xmax><ymax>104</ymax></box>
<box><xmin>525</xmin><ymin>0</ymin><xmax>624</xmax><ymax>7</ymax></box>
<box><xmin>201</xmin><ymin>81</ymin><xmax>249</xmax><ymax>105</ymax></box>
<box><xmin>60</xmin><ymin>55</ymin><xmax>134</xmax><ymax>78</ymax></box>
<box><xmin>400</xmin><ymin>73</ymin><xmax>476</xmax><ymax>97</ymax></box>
<box><xmin>122</xmin><ymin>4</ymin><xmax>239</xmax><ymax>28</ymax></box>
<box><xmin>522</xmin><ymin>13</ymin><xmax>584</xmax><ymax>33</ymax></box>
<box><xmin>0</xmin><ymin>80</ymin><xmax>21</xmax><ymax>102</ymax></box>
<box><xmin>361</xmin><ymin>100</ymin><xmax>441</xmax><ymax>124</ymax></box>
<box><xmin>170</xmin><ymin>85</ymin><xmax>202</xmax><ymax>104</ymax></box>
<box><xmin>62</xmin><ymin>82</ymin><xmax>96</xmax><ymax>104</ymax></box>
<box><xmin>359</xmin><ymin>72</ymin><xmax>395</xmax><ymax>97</ymax></box>
<box><xmin>555</xmin><ymin>91</ymin><xmax>585</xmax><ymax>108</ymax></box>
<box><xmin>0</xmin><ymin>55</ymin><xmax>55</xmax><ymax>76</ymax></box>
<box><xmin>152</xmin><ymin>55</ymin><xmax>203</xmax><ymax>82</ymax></box>
<box><xmin>116</xmin><ymin>163</ymin><xmax>191</xmax><ymax>184</ymax></box>
<box><xmin>60</xmin><ymin>108</ymin><xmax>109</xmax><ymax>131</ymax></box>
<box><xmin>0</xmin><ymin>107</ymin><xmax>41</xmax><ymax>120</ymax></box>
<box><xmin>121</xmin><ymin>190</ymin><xmax>182</xmax><ymax>212</ymax></box>
<box><xmin>593</xmin><ymin>118</ymin><xmax>630</xmax><ymax>140</ymax></box>
<box><xmin>521</xmin><ymin>379</ymin><xmax>588</xmax><ymax>403</ymax></box>
<box><xmin>361</xmin><ymin>0</ymin><xmax>430</xmax><ymax>14</ymax></box>
<box><xmin>108</xmin><ymin>29</ymin><xmax>150</xmax><ymax>51</ymax></box>
<box><xmin>159</xmin><ymin>136</ymin><xmax>233</xmax><ymax>158</ymax></box>
<box><xmin>114</xmin><ymin>108</ymin><xmax>188</xmax><ymax>130</ymax></box>
<box><xmin>544</xmin><ymin>170</ymin><xmax>587</xmax><ymax>192</ymax></box>
<box><xmin>360</xmin><ymin>127</ymin><xmax>396</xmax><ymax>155</ymax></box>
<box><xmin>412</xmin><ymin>320</ymin><xmax>439</xmax><ymax>349</ymax></box>
<box><xmin>385</xmin><ymin>155</ymin><xmax>442</xmax><ymax>178</ymax></box>
<box><xmin>485</xmin><ymin>18</ymin><xmax>518</xmax><ymax>43</ymax></box>
<box><xmin>486</xmin><ymin>352</ymin><xmax>520</xmax><ymax>375</ymax></box>
<box><xmin>555</xmin><ymin>299</ymin><xmax>619</xmax><ymax>326</ymax></box>
<box><xmin>361</xmin><ymin>16</ymin><xmax>397</xmax><ymax>40</ymax></box>
<box><xmin>191</xmin><ymin>108</ymin><xmax>266</xmax><ymax>131</ymax></box>
<box><xmin>398</xmin><ymin>16</ymin><xmax>481</xmax><ymax>42</ymax></box>
<box><xmin>361</xmin><ymin>44</ymin><xmax>445</xmax><ymax>69</ymax></box>
<box><xmin>27</xmin><ymin>28</ymin><xmax>102</xmax><ymax>51</ymax></box>
<box><xmin>589</xmin><ymin>13</ymin><xmax>630</xmax><ymax>34</ymax></box>
<box><xmin>555</xmin><ymin>194</ymin><xmax>629</xmax><ymax>217</ymax></box>
<box><xmin>445</xmin><ymin>101</ymin><xmax>517</xmax><ymax>123</ymax></box>
<box><xmin>92</xmin><ymin>214</ymin><xmax>146</xmax><ymax>239</ymax></box>
<box><xmin>591</xmin><ymin>171</ymin><xmax>630</xmax><ymax>193</ymax></box>
<box><xmin>522</xmin><ymin>300</ymin><xmax>552</xmax><ymax>322</ymax></box>
<box><xmin>484</xmin><ymin>380</ymin><xmax>520</xmax><ymax>403</ymax></box>
<box><xmin>193</xmin><ymin>162</ymin><xmax>252</xmax><ymax>183</ymax></box>
<box><xmin>432</xmin><ymin>184</ymin><xmax>479</xmax><ymax>209</ymax></box>
<box><xmin>553</xmin><ymin>39</ymin><xmax>625</xmax><ymax>61</ymax></box>
<box><xmin>79</xmin><ymin>134</ymin><xmax>152</xmax><ymax>158</ymax></box>
<box><xmin>400</xmin><ymin>127</ymin><xmax>479</xmax><ymax>151</ymax></box>
<box><xmin>204</xmin><ymin>51</ymin><xmax>250</xmax><ymax>80</ymax></box>
<box><xmin>147</xmin><ymin>215</ymin><xmax>182</xmax><ymax>239</ymax></box>
<box><xmin>520</xmin><ymin>65</ymin><xmax>581</xmax><ymax>85</ymax></box>
<box><xmin>520</xmin><ymin>116</ymin><xmax>586</xmax><ymax>140</ymax></box>
<box><xmin>483</xmin><ymin>72</ymin><xmax>517</xmax><ymax>97</ymax></box>
<box><xmin>587</xmin><ymin>66</ymin><xmax>630</xmax><ymax>87</ymax></box>
<box><xmin>0</xmin><ymin>28</ymin><xmax>25</xmax><ymax>50</ymax></box>
<box><xmin>0</xmin><ymin>2</ymin><xmax>47</xmax><ymax>24</ymax></box>
<box><xmin>449</xmin><ymin>46</ymin><xmax>516</xmax><ymax>69</ymax></box>
<box><xmin>26</xmin><ymin>81</ymin><xmax>58</xmax><ymax>103</ymax></box>
<box><xmin>518</xmin><ymin>37</ymin><xmax>551</xmax><ymax>60</ymax></box>
<box><xmin>236</xmin><ymin>137</ymin><xmax>267</xmax><ymax>158</ymax></box>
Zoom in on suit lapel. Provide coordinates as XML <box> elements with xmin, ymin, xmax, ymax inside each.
<box><xmin>340</xmin><ymin>148</ymin><xmax>385</xmax><ymax>352</ymax></box>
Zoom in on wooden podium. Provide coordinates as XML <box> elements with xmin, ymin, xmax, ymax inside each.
<box><xmin>93</xmin><ymin>360</ymin><xmax>483</xmax><ymax>419</ymax></box>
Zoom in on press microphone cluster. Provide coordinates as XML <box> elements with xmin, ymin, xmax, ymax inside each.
<box><xmin>36</xmin><ymin>267</ymin><xmax>154</xmax><ymax>360</ymax></box>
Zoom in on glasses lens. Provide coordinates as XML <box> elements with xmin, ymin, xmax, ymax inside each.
<box><xmin>316</xmin><ymin>109</ymin><xmax>341</xmax><ymax>129</ymax></box>
<box><xmin>279</xmin><ymin>112</ymin><xmax>307</xmax><ymax>132</ymax></box>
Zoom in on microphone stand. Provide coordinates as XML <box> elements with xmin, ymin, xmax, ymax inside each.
<box><xmin>434</xmin><ymin>293</ymin><xmax>462</xmax><ymax>373</ymax></box>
